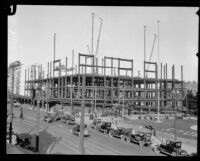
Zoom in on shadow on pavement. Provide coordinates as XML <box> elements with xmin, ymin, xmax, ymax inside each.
<box><xmin>39</xmin><ymin>127</ymin><xmax>62</xmax><ymax>154</ymax></box>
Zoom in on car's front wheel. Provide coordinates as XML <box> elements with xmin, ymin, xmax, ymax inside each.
<box><xmin>154</xmin><ymin>145</ymin><xmax>160</xmax><ymax>153</ymax></box>
<box><xmin>121</xmin><ymin>135</ymin><xmax>125</xmax><ymax>141</ymax></box>
<box><xmin>171</xmin><ymin>152</ymin><xmax>177</xmax><ymax>156</ymax></box>
<box><xmin>95</xmin><ymin>126</ymin><xmax>99</xmax><ymax>131</ymax></box>
<box><xmin>126</xmin><ymin>137</ymin><xmax>131</xmax><ymax>143</ymax></box>
<box><xmin>109</xmin><ymin>131</ymin><xmax>113</xmax><ymax>137</ymax></box>
<box><xmin>104</xmin><ymin>129</ymin><xmax>108</xmax><ymax>134</ymax></box>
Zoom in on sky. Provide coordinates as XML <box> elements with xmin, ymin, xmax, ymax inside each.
<box><xmin>8</xmin><ymin>5</ymin><xmax>198</xmax><ymax>95</ymax></box>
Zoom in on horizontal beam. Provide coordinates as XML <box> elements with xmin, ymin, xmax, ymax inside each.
<box><xmin>144</xmin><ymin>70</ymin><xmax>156</xmax><ymax>73</ymax></box>
<box><xmin>105</xmin><ymin>56</ymin><xmax>132</xmax><ymax>62</ymax></box>
<box><xmin>79</xmin><ymin>53</ymin><xmax>94</xmax><ymax>58</ymax></box>
<box><xmin>53</xmin><ymin>59</ymin><xmax>61</xmax><ymax>63</ymax></box>
<box><xmin>144</xmin><ymin>61</ymin><xmax>157</xmax><ymax>65</ymax></box>
<box><xmin>118</xmin><ymin>68</ymin><xmax>133</xmax><ymax>70</ymax></box>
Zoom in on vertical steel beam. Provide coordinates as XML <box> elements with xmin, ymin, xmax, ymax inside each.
<box><xmin>78</xmin><ymin>54</ymin><xmax>80</xmax><ymax>101</ymax></box>
<box><xmin>72</xmin><ymin>50</ymin><xmax>74</xmax><ymax>75</ymax></box>
<box><xmin>181</xmin><ymin>65</ymin><xmax>183</xmax><ymax>111</ymax></box>
<box><xmin>25</xmin><ymin>69</ymin><xmax>26</xmax><ymax>96</ymax></box>
<box><xmin>111</xmin><ymin>58</ymin><xmax>113</xmax><ymax>104</ymax></box>
<box><xmin>104</xmin><ymin>57</ymin><xmax>106</xmax><ymax>109</ymax></box>
<box><xmin>27</xmin><ymin>68</ymin><xmax>30</xmax><ymax>96</ymax></box>
<box><xmin>131</xmin><ymin>59</ymin><xmax>134</xmax><ymax>103</ymax></box>
<box><xmin>92</xmin><ymin>55</ymin><xmax>95</xmax><ymax>112</ymax></box>
<box><xmin>96</xmin><ymin>57</ymin><xmax>98</xmax><ymax>74</ymax></box>
<box><xmin>66</xmin><ymin>56</ymin><xmax>68</xmax><ymax>76</ymax></box>
<box><xmin>102</xmin><ymin>58</ymin><xmax>104</xmax><ymax>75</ymax></box>
<box><xmin>161</xmin><ymin>63</ymin><xmax>163</xmax><ymax>109</ymax></box>
<box><xmin>118</xmin><ymin>58</ymin><xmax>120</xmax><ymax>105</ymax></box>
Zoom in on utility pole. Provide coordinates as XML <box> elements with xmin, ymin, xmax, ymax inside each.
<box><xmin>9</xmin><ymin>68</ymin><xmax>14</xmax><ymax>144</ymax></box>
<box><xmin>35</xmin><ymin>66</ymin><xmax>41</xmax><ymax>152</ymax></box>
<box><xmin>157</xmin><ymin>20</ymin><xmax>161</xmax><ymax>123</ymax></box>
<box><xmin>172</xmin><ymin>90</ymin><xmax>176</xmax><ymax>141</ymax></box>
<box><xmin>91</xmin><ymin>12</ymin><xmax>94</xmax><ymax>55</ymax></box>
<box><xmin>122</xmin><ymin>82</ymin><xmax>125</xmax><ymax>126</ymax></box>
<box><xmin>80</xmin><ymin>74</ymin><xmax>86</xmax><ymax>154</ymax></box>
<box><xmin>95</xmin><ymin>85</ymin><xmax>96</xmax><ymax>114</ymax></box>
<box><xmin>36</xmin><ymin>97</ymin><xmax>40</xmax><ymax>152</ymax></box>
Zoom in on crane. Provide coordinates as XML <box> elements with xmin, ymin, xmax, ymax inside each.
<box><xmin>146</xmin><ymin>34</ymin><xmax>157</xmax><ymax>77</ymax></box>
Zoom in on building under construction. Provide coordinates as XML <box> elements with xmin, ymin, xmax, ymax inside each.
<box><xmin>15</xmin><ymin>52</ymin><xmax>184</xmax><ymax>114</ymax></box>
<box><xmin>14</xmin><ymin>15</ymin><xmax>185</xmax><ymax>114</ymax></box>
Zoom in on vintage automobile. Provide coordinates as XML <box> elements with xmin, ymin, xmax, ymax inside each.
<box><xmin>61</xmin><ymin>113</ymin><xmax>76</xmax><ymax>125</ymax></box>
<box><xmin>125</xmin><ymin>129</ymin><xmax>152</xmax><ymax>148</ymax></box>
<box><xmin>108</xmin><ymin>127</ymin><xmax>132</xmax><ymax>141</ymax></box>
<box><xmin>153</xmin><ymin>140</ymin><xmax>188</xmax><ymax>156</ymax></box>
<box><xmin>91</xmin><ymin>118</ymin><xmax>102</xmax><ymax>129</ymax></box>
<box><xmin>42</xmin><ymin>111</ymin><xmax>60</xmax><ymax>123</ymax></box>
<box><xmin>14</xmin><ymin>102</ymin><xmax>21</xmax><ymax>107</ymax></box>
<box><xmin>70</xmin><ymin>123</ymin><xmax>90</xmax><ymax>137</ymax></box>
<box><xmin>9</xmin><ymin>132</ymin><xmax>32</xmax><ymax>148</ymax></box>
<box><xmin>96</xmin><ymin>121</ymin><xmax>112</xmax><ymax>134</ymax></box>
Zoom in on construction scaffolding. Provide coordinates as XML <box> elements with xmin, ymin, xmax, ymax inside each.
<box><xmin>20</xmin><ymin>53</ymin><xmax>184</xmax><ymax>114</ymax></box>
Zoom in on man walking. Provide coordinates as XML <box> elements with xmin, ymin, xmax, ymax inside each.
<box><xmin>20</xmin><ymin>106</ymin><xmax>23</xmax><ymax>119</ymax></box>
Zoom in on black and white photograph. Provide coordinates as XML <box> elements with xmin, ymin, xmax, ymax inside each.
<box><xmin>7</xmin><ymin>4</ymin><xmax>198</xmax><ymax>156</ymax></box>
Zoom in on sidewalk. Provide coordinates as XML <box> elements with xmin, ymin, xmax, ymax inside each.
<box><xmin>6</xmin><ymin>142</ymin><xmax>24</xmax><ymax>154</ymax></box>
<box><xmin>6</xmin><ymin>141</ymin><xmax>37</xmax><ymax>154</ymax></box>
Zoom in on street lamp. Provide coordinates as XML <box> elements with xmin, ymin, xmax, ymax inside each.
<box><xmin>8</xmin><ymin>61</ymin><xmax>22</xmax><ymax>144</ymax></box>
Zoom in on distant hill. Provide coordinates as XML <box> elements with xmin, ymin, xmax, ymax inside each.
<box><xmin>183</xmin><ymin>81</ymin><xmax>198</xmax><ymax>96</ymax></box>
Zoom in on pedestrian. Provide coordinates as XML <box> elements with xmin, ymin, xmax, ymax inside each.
<box><xmin>20</xmin><ymin>106</ymin><xmax>23</xmax><ymax>119</ymax></box>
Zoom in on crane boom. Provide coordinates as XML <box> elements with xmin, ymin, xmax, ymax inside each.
<box><xmin>95</xmin><ymin>17</ymin><xmax>103</xmax><ymax>57</ymax></box>
<box><xmin>147</xmin><ymin>34</ymin><xmax>157</xmax><ymax>73</ymax></box>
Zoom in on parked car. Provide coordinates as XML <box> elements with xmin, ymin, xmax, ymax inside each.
<box><xmin>9</xmin><ymin>132</ymin><xmax>33</xmax><ymax>149</ymax></box>
<box><xmin>96</xmin><ymin>121</ymin><xmax>112</xmax><ymax>134</ymax></box>
<box><xmin>108</xmin><ymin>127</ymin><xmax>132</xmax><ymax>141</ymax></box>
<box><xmin>61</xmin><ymin>113</ymin><xmax>76</xmax><ymax>125</ymax></box>
<box><xmin>153</xmin><ymin>140</ymin><xmax>188</xmax><ymax>156</ymax></box>
<box><xmin>70</xmin><ymin>123</ymin><xmax>90</xmax><ymax>137</ymax></box>
<box><xmin>91</xmin><ymin>118</ymin><xmax>102</xmax><ymax>129</ymax></box>
<box><xmin>125</xmin><ymin>130</ymin><xmax>152</xmax><ymax>148</ymax></box>
<box><xmin>14</xmin><ymin>102</ymin><xmax>21</xmax><ymax>107</ymax></box>
<box><xmin>42</xmin><ymin>112</ymin><xmax>60</xmax><ymax>123</ymax></box>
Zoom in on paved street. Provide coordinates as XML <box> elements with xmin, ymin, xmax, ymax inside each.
<box><xmin>8</xmin><ymin>106</ymin><xmax>164</xmax><ymax>155</ymax></box>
